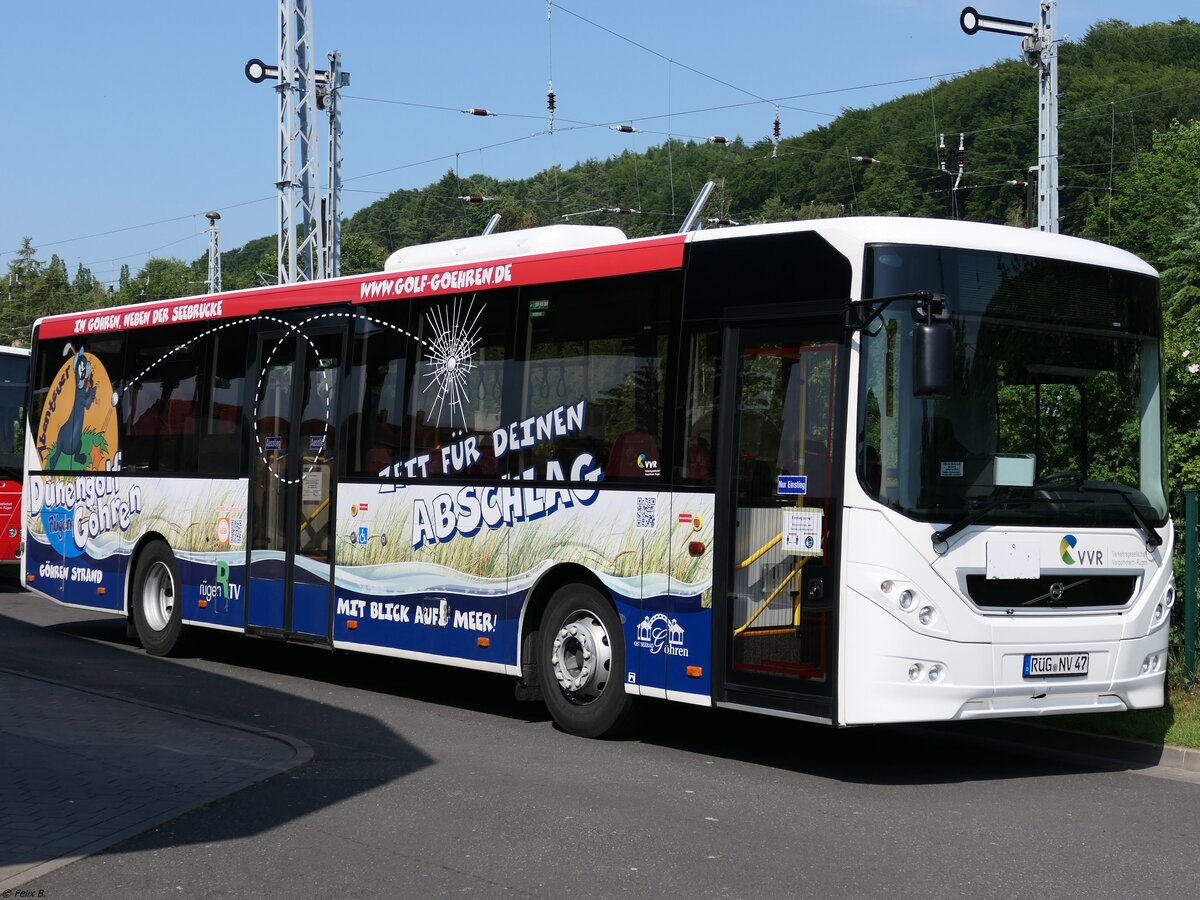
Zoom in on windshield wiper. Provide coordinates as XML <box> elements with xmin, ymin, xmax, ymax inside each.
<box><xmin>931</xmin><ymin>496</ymin><xmax>1041</xmax><ymax>548</ymax></box>
<box><xmin>1053</xmin><ymin>483</ymin><xmax>1164</xmax><ymax>548</ymax></box>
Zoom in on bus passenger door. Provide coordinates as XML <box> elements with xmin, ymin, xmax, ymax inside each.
<box><xmin>715</xmin><ymin>322</ymin><xmax>843</xmax><ymax>720</ymax></box>
<box><xmin>247</xmin><ymin>317</ymin><xmax>347</xmax><ymax>644</ymax></box>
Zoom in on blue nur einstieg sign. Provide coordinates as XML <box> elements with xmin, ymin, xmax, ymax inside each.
<box><xmin>777</xmin><ymin>475</ymin><xmax>808</xmax><ymax>496</ymax></box>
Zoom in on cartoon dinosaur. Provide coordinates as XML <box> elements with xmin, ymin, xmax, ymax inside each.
<box><xmin>48</xmin><ymin>344</ymin><xmax>97</xmax><ymax>469</ymax></box>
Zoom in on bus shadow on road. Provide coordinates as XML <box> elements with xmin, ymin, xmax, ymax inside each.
<box><xmin>625</xmin><ymin>699</ymin><xmax>1160</xmax><ymax>786</ymax></box>
<box><xmin>48</xmin><ymin>613</ymin><xmax>551</xmax><ymax>725</ymax></box>
<box><xmin>33</xmin><ymin>610</ymin><xmax>1155</xmax><ymax>793</ymax></box>
<box><xmin>0</xmin><ymin>605</ymin><xmax>440</xmax><ymax>869</ymax></box>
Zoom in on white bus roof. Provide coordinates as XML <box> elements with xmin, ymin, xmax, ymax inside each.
<box><xmin>689</xmin><ymin>216</ymin><xmax>1158</xmax><ymax>278</ymax></box>
<box><xmin>385</xmin><ymin>224</ymin><xmax>629</xmax><ymax>271</ymax></box>
<box><xmin>382</xmin><ymin>217</ymin><xmax>1156</xmax><ymax>280</ymax></box>
<box><xmin>32</xmin><ymin>217</ymin><xmax>1156</xmax><ymax>338</ymax></box>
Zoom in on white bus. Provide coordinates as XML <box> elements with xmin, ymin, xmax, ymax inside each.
<box><xmin>22</xmin><ymin>216</ymin><xmax>1171</xmax><ymax>736</ymax></box>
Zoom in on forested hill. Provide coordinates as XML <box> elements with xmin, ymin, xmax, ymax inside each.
<box><xmin>5</xmin><ymin>17</ymin><xmax>1200</xmax><ymax>336</ymax></box>
<box><xmin>334</xmin><ymin>17</ymin><xmax>1200</xmax><ymax>268</ymax></box>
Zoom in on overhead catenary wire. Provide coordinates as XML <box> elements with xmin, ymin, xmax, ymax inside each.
<box><xmin>10</xmin><ymin>9</ymin><xmax>1200</xmax><ymax>270</ymax></box>
<box><xmin>22</xmin><ymin>73</ymin><xmax>1196</xmax><ymax>267</ymax></box>
<box><xmin>0</xmin><ymin>57</ymin><xmax>1069</xmax><ymax>259</ymax></box>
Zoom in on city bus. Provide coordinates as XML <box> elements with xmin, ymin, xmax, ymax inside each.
<box><xmin>0</xmin><ymin>345</ymin><xmax>30</xmax><ymax>562</ymax></box>
<box><xmin>21</xmin><ymin>216</ymin><xmax>1171</xmax><ymax>736</ymax></box>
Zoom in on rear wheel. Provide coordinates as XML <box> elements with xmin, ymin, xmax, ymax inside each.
<box><xmin>540</xmin><ymin>584</ymin><xmax>636</xmax><ymax>738</ymax></box>
<box><xmin>132</xmin><ymin>541</ymin><xmax>185</xmax><ymax>656</ymax></box>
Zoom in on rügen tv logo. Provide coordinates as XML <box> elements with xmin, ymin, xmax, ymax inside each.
<box><xmin>634</xmin><ymin>613</ymin><xmax>688</xmax><ymax>656</ymax></box>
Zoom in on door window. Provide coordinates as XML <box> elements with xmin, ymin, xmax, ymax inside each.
<box><xmin>729</xmin><ymin>331</ymin><xmax>839</xmax><ymax>686</ymax></box>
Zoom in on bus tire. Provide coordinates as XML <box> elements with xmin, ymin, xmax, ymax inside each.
<box><xmin>539</xmin><ymin>583</ymin><xmax>636</xmax><ymax>738</ymax></box>
<box><xmin>132</xmin><ymin>541</ymin><xmax>185</xmax><ymax>657</ymax></box>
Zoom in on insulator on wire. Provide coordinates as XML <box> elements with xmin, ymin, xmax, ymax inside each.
<box><xmin>938</xmin><ymin>133</ymin><xmax>947</xmax><ymax>170</ymax></box>
<box><xmin>463</xmin><ymin>108</ymin><xmax>495</xmax><ymax>117</ymax></box>
<box><xmin>612</xmin><ymin>124</ymin><xmax>638</xmax><ymax>133</ymax></box>
<box><xmin>458</xmin><ymin>195</ymin><xmax>494</xmax><ymax>203</ymax></box>
<box><xmin>853</xmin><ymin>155</ymin><xmax>879</xmax><ymax>165</ymax></box>
<box><xmin>547</xmin><ymin>82</ymin><xmax>556</xmax><ymax>133</ymax></box>
<box><xmin>773</xmin><ymin>105</ymin><xmax>781</xmax><ymax>142</ymax></box>
<box><xmin>957</xmin><ymin>133</ymin><xmax>965</xmax><ymax>169</ymax></box>
<box><xmin>603</xmin><ymin>207</ymin><xmax>638</xmax><ymax>215</ymax></box>
<box><xmin>707</xmin><ymin>135</ymin><xmax>728</xmax><ymax>145</ymax></box>
<box><xmin>707</xmin><ymin>217</ymin><xmax>741</xmax><ymax>226</ymax></box>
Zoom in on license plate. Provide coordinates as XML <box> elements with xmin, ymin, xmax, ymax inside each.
<box><xmin>1023</xmin><ymin>653</ymin><xmax>1089</xmax><ymax>677</ymax></box>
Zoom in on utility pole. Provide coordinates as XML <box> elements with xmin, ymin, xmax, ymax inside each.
<box><xmin>205</xmin><ymin>212</ymin><xmax>222</xmax><ymax>294</ymax></box>
<box><xmin>1006</xmin><ymin>166</ymin><xmax>1038</xmax><ymax>228</ymax></box>
<box><xmin>960</xmin><ymin>2</ymin><xmax>1059</xmax><ymax>233</ymax></box>
<box><xmin>320</xmin><ymin>50</ymin><xmax>349</xmax><ymax>279</ymax></box>
<box><xmin>937</xmin><ymin>133</ymin><xmax>967</xmax><ymax>218</ymax></box>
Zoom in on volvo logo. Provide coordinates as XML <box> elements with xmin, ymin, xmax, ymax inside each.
<box><xmin>1022</xmin><ymin>578</ymin><xmax>1088</xmax><ymax>606</ymax></box>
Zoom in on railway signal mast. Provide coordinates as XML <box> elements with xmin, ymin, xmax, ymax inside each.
<box><xmin>246</xmin><ymin>1</ymin><xmax>349</xmax><ymax>283</ymax></box>
<box><xmin>205</xmin><ymin>211</ymin><xmax>222</xmax><ymax>294</ymax></box>
<box><xmin>960</xmin><ymin>2</ymin><xmax>1059</xmax><ymax>233</ymax></box>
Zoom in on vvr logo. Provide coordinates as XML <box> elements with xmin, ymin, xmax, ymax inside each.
<box><xmin>1061</xmin><ymin>534</ymin><xmax>1103</xmax><ymax>566</ymax></box>
<box><xmin>1060</xmin><ymin>534</ymin><xmax>1076</xmax><ymax>564</ymax></box>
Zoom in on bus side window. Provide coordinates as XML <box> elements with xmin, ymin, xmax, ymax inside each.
<box><xmin>405</xmin><ymin>290</ymin><xmax>517</xmax><ymax>478</ymax></box>
<box><xmin>198</xmin><ymin>320</ymin><xmax>248</xmax><ymax>476</ymax></box>
<box><xmin>674</xmin><ymin>329</ymin><xmax>720</xmax><ymax>486</ymax></box>
<box><xmin>123</xmin><ymin>332</ymin><xmax>201</xmax><ymax>473</ymax></box>
<box><xmin>344</xmin><ymin>306</ymin><xmax>410</xmax><ymax>477</ymax></box>
<box><xmin>520</xmin><ymin>274</ymin><xmax>673</xmax><ymax>484</ymax></box>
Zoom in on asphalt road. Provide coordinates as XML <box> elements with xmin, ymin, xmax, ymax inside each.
<box><xmin>3</xmin><ymin>579</ymin><xmax>1199</xmax><ymax>899</ymax></box>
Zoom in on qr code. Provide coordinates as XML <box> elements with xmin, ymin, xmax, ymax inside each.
<box><xmin>229</xmin><ymin>517</ymin><xmax>245</xmax><ymax>547</ymax></box>
<box><xmin>635</xmin><ymin>496</ymin><xmax>657</xmax><ymax>530</ymax></box>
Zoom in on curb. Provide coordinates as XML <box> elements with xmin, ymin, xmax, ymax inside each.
<box><xmin>1004</xmin><ymin>720</ymin><xmax>1200</xmax><ymax>773</ymax></box>
<box><xmin>923</xmin><ymin>718</ymin><xmax>1200</xmax><ymax>778</ymax></box>
<box><xmin>0</xmin><ymin>667</ymin><xmax>314</xmax><ymax>892</ymax></box>
<box><xmin>0</xmin><ymin>664</ymin><xmax>314</xmax><ymax>769</ymax></box>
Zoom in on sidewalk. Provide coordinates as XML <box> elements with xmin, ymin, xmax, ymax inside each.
<box><xmin>0</xmin><ymin>667</ymin><xmax>311</xmax><ymax>891</ymax></box>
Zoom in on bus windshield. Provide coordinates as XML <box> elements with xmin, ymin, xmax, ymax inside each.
<box><xmin>857</xmin><ymin>245</ymin><xmax>1167</xmax><ymax>529</ymax></box>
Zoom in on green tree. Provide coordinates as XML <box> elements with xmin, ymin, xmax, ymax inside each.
<box><xmin>1083</xmin><ymin>119</ymin><xmax>1200</xmax><ymax>264</ymax></box>
<box><xmin>752</xmin><ymin>195</ymin><xmax>802</xmax><ymax>223</ymax></box>
<box><xmin>74</xmin><ymin>263</ymin><xmax>97</xmax><ymax>300</ymax></box>
<box><xmin>339</xmin><ymin>231</ymin><xmax>387</xmax><ymax>275</ymax></box>
<box><xmin>1159</xmin><ymin>211</ymin><xmax>1200</xmax><ymax>505</ymax></box>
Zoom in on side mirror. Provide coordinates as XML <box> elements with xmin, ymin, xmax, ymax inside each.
<box><xmin>913</xmin><ymin>296</ymin><xmax>953</xmax><ymax>399</ymax></box>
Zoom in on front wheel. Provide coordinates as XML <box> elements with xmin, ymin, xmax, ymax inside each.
<box><xmin>132</xmin><ymin>541</ymin><xmax>185</xmax><ymax>656</ymax></box>
<box><xmin>539</xmin><ymin>584</ymin><xmax>636</xmax><ymax>738</ymax></box>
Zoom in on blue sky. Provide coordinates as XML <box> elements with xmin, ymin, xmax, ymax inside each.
<box><xmin>1</xmin><ymin>1</ymin><xmax>1191</xmax><ymax>287</ymax></box>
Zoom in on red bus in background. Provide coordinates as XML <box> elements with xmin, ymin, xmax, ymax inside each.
<box><xmin>0</xmin><ymin>346</ymin><xmax>30</xmax><ymax>562</ymax></box>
